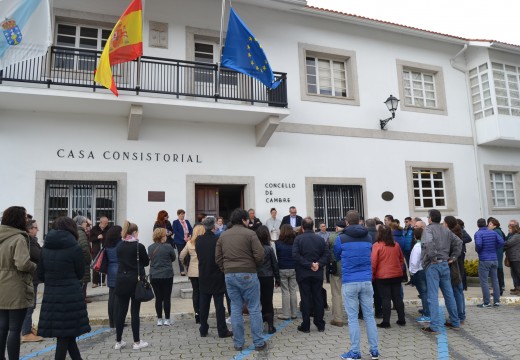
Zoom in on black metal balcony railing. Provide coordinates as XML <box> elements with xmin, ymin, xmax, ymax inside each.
<box><xmin>0</xmin><ymin>46</ymin><xmax>288</xmax><ymax>107</ymax></box>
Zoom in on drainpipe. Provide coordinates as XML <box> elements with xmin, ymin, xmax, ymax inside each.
<box><xmin>450</xmin><ymin>43</ymin><xmax>484</xmax><ymax>218</ymax></box>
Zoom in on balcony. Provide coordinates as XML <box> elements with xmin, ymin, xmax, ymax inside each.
<box><xmin>0</xmin><ymin>46</ymin><xmax>289</xmax><ymax>146</ymax></box>
<box><xmin>475</xmin><ymin>114</ymin><xmax>520</xmax><ymax>148</ymax></box>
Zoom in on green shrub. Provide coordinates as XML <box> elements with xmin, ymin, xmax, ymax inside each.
<box><xmin>464</xmin><ymin>259</ymin><xmax>479</xmax><ymax>277</ymax></box>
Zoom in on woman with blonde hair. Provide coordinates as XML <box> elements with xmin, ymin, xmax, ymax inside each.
<box><xmin>114</xmin><ymin>221</ymin><xmax>150</xmax><ymax>350</ymax></box>
<box><xmin>180</xmin><ymin>224</ymin><xmax>204</xmax><ymax>323</ymax></box>
<box><xmin>148</xmin><ymin>228</ymin><xmax>176</xmax><ymax>326</ymax></box>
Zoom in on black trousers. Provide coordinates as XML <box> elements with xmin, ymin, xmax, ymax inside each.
<box><xmin>108</xmin><ymin>287</ymin><xmax>117</xmax><ymax>328</ymax></box>
<box><xmin>373</xmin><ymin>281</ymin><xmax>382</xmax><ymax>316</ymax></box>
<box><xmin>151</xmin><ymin>277</ymin><xmax>173</xmax><ymax>319</ymax></box>
<box><xmin>190</xmin><ymin>277</ymin><xmax>200</xmax><ymax>316</ymax></box>
<box><xmin>259</xmin><ymin>276</ymin><xmax>275</xmax><ymax>320</ymax></box>
<box><xmin>115</xmin><ymin>293</ymin><xmax>141</xmax><ymax>343</ymax></box>
<box><xmin>199</xmin><ymin>292</ymin><xmax>228</xmax><ymax>336</ymax></box>
<box><xmin>55</xmin><ymin>336</ymin><xmax>82</xmax><ymax>360</ymax></box>
<box><xmin>297</xmin><ymin>277</ymin><xmax>325</xmax><ymax>330</ymax></box>
<box><xmin>376</xmin><ymin>277</ymin><xmax>405</xmax><ymax>324</ymax></box>
<box><xmin>0</xmin><ymin>308</ymin><xmax>27</xmax><ymax>360</ymax></box>
<box><xmin>225</xmin><ymin>290</ymin><xmax>231</xmax><ymax>316</ymax></box>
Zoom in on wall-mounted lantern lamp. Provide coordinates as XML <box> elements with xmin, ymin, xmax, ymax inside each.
<box><xmin>380</xmin><ymin>95</ymin><xmax>400</xmax><ymax>130</ymax></box>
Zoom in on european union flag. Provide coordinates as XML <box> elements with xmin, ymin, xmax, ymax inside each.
<box><xmin>221</xmin><ymin>8</ymin><xmax>280</xmax><ymax>90</ymax></box>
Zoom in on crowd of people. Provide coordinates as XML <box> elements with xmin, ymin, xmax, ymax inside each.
<box><xmin>1</xmin><ymin>204</ymin><xmax>520</xmax><ymax>360</ymax></box>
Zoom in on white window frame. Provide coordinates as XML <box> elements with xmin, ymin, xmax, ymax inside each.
<box><xmin>305</xmin><ymin>56</ymin><xmax>347</xmax><ymax>98</ymax></box>
<box><xmin>412</xmin><ymin>169</ymin><xmax>447</xmax><ymax>209</ymax></box>
<box><xmin>490</xmin><ymin>172</ymin><xmax>516</xmax><ymax>208</ymax></box>
<box><xmin>298</xmin><ymin>43</ymin><xmax>359</xmax><ymax>106</ymax></box>
<box><xmin>484</xmin><ymin>165</ymin><xmax>520</xmax><ymax>215</ymax></box>
<box><xmin>469</xmin><ymin>63</ymin><xmax>494</xmax><ymax>120</ymax></box>
<box><xmin>491</xmin><ymin>62</ymin><xmax>520</xmax><ymax>117</ymax></box>
<box><xmin>405</xmin><ymin>161</ymin><xmax>457</xmax><ymax>216</ymax></box>
<box><xmin>396</xmin><ymin>59</ymin><xmax>447</xmax><ymax>115</ymax></box>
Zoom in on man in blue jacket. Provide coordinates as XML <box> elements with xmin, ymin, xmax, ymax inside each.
<box><xmin>334</xmin><ymin>210</ymin><xmax>379</xmax><ymax>360</ymax></box>
<box><xmin>475</xmin><ymin>218</ymin><xmax>504</xmax><ymax>307</ymax></box>
<box><xmin>292</xmin><ymin>217</ymin><xmax>328</xmax><ymax>333</ymax></box>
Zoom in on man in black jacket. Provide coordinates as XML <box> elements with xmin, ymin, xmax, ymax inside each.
<box><xmin>280</xmin><ymin>206</ymin><xmax>303</xmax><ymax>230</ymax></box>
<box><xmin>292</xmin><ymin>217</ymin><xmax>329</xmax><ymax>333</ymax></box>
<box><xmin>89</xmin><ymin>216</ymin><xmax>111</xmax><ymax>287</ymax></box>
<box><xmin>195</xmin><ymin>217</ymin><xmax>232</xmax><ymax>339</ymax></box>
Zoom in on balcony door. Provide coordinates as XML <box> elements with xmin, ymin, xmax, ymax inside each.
<box><xmin>194</xmin><ymin>40</ymin><xmax>239</xmax><ymax>98</ymax></box>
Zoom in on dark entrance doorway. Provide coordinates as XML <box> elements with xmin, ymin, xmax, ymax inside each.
<box><xmin>195</xmin><ymin>184</ymin><xmax>243</xmax><ymax>223</ymax></box>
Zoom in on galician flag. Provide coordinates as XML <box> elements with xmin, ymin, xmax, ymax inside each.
<box><xmin>94</xmin><ymin>0</ymin><xmax>143</xmax><ymax>96</ymax></box>
<box><xmin>0</xmin><ymin>0</ymin><xmax>52</xmax><ymax>70</ymax></box>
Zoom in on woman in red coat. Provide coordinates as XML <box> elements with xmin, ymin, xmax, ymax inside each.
<box><xmin>371</xmin><ymin>225</ymin><xmax>406</xmax><ymax>328</ymax></box>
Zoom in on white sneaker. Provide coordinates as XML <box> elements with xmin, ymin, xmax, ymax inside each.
<box><xmin>114</xmin><ymin>340</ymin><xmax>126</xmax><ymax>350</ymax></box>
<box><xmin>226</xmin><ymin>317</ymin><xmax>231</xmax><ymax>324</ymax></box>
<box><xmin>157</xmin><ymin>318</ymin><xmax>163</xmax><ymax>326</ymax></box>
<box><xmin>133</xmin><ymin>340</ymin><xmax>149</xmax><ymax>350</ymax></box>
<box><xmin>163</xmin><ymin>319</ymin><xmax>171</xmax><ymax>326</ymax></box>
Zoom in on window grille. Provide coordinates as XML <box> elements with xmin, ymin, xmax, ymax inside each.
<box><xmin>313</xmin><ymin>185</ymin><xmax>364</xmax><ymax>231</ymax></box>
<box><xmin>402</xmin><ymin>69</ymin><xmax>437</xmax><ymax>108</ymax></box>
<box><xmin>45</xmin><ymin>180</ymin><xmax>117</xmax><ymax>233</ymax></box>
<box><xmin>412</xmin><ymin>169</ymin><xmax>446</xmax><ymax>208</ymax></box>
<box><xmin>490</xmin><ymin>172</ymin><xmax>516</xmax><ymax>208</ymax></box>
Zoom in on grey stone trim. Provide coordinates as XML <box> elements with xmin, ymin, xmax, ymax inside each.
<box><xmin>298</xmin><ymin>43</ymin><xmax>360</xmax><ymax>106</ymax></box>
<box><xmin>405</xmin><ymin>161</ymin><xmax>458</xmax><ymax>217</ymax></box>
<box><xmin>185</xmin><ymin>175</ymin><xmax>255</xmax><ymax>221</ymax></box>
<box><xmin>305</xmin><ymin>177</ymin><xmax>368</xmax><ymax>220</ymax></box>
<box><xmin>34</xmin><ymin>171</ymin><xmax>127</xmax><ymax>229</ymax></box>
<box><xmin>277</xmin><ymin>123</ymin><xmax>473</xmax><ymax>145</ymax></box>
<box><xmin>396</xmin><ymin>59</ymin><xmax>448</xmax><ymax>116</ymax></box>
<box><xmin>128</xmin><ymin>104</ymin><xmax>143</xmax><ymax>140</ymax></box>
<box><xmin>256</xmin><ymin>116</ymin><xmax>280</xmax><ymax>147</ymax></box>
<box><xmin>483</xmin><ymin>164</ymin><xmax>520</xmax><ymax>215</ymax></box>
<box><xmin>54</xmin><ymin>8</ymin><xmax>118</xmax><ymax>27</ymax></box>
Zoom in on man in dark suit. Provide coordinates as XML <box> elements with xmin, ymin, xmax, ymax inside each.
<box><xmin>195</xmin><ymin>217</ymin><xmax>232</xmax><ymax>339</ymax></box>
<box><xmin>292</xmin><ymin>217</ymin><xmax>329</xmax><ymax>333</ymax></box>
<box><xmin>280</xmin><ymin>206</ymin><xmax>303</xmax><ymax>230</ymax></box>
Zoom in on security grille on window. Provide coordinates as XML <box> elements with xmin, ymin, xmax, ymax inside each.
<box><xmin>412</xmin><ymin>169</ymin><xmax>446</xmax><ymax>208</ymax></box>
<box><xmin>45</xmin><ymin>180</ymin><xmax>117</xmax><ymax>233</ymax></box>
<box><xmin>492</xmin><ymin>62</ymin><xmax>520</xmax><ymax>117</ymax></box>
<box><xmin>490</xmin><ymin>172</ymin><xmax>516</xmax><ymax>208</ymax></box>
<box><xmin>306</xmin><ymin>56</ymin><xmax>347</xmax><ymax>97</ymax></box>
<box><xmin>469</xmin><ymin>63</ymin><xmax>494</xmax><ymax>120</ymax></box>
<box><xmin>313</xmin><ymin>185</ymin><xmax>364</xmax><ymax>230</ymax></box>
<box><xmin>402</xmin><ymin>70</ymin><xmax>436</xmax><ymax>108</ymax></box>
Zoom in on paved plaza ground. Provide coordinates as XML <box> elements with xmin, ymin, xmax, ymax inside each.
<box><xmin>19</xmin><ymin>280</ymin><xmax>520</xmax><ymax>359</ymax></box>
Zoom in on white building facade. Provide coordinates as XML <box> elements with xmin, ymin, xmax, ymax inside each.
<box><xmin>1</xmin><ymin>0</ymin><xmax>519</xmax><ymax>249</ymax></box>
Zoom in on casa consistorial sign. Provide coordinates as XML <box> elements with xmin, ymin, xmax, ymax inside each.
<box><xmin>56</xmin><ymin>149</ymin><xmax>202</xmax><ymax>163</ymax></box>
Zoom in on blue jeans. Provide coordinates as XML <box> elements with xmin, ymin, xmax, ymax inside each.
<box><xmin>342</xmin><ymin>282</ymin><xmax>378</xmax><ymax>354</ymax></box>
<box><xmin>425</xmin><ymin>263</ymin><xmax>459</xmax><ymax>331</ymax></box>
<box><xmin>225</xmin><ymin>273</ymin><xmax>264</xmax><ymax>348</ymax></box>
<box><xmin>411</xmin><ymin>270</ymin><xmax>429</xmax><ymax>317</ymax></box>
<box><xmin>452</xmin><ymin>282</ymin><xmax>465</xmax><ymax>321</ymax></box>
<box><xmin>478</xmin><ymin>260</ymin><xmax>500</xmax><ymax>305</ymax></box>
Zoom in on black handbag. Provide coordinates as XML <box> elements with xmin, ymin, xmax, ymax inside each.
<box><xmin>134</xmin><ymin>240</ymin><xmax>154</xmax><ymax>302</ymax></box>
<box><xmin>328</xmin><ymin>260</ymin><xmax>338</xmax><ymax>275</ymax></box>
<box><xmin>183</xmin><ymin>252</ymin><xmax>191</xmax><ymax>269</ymax></box>
<box><xmin>135</xmin><ymin>275</ymin><xmax>154</xmax><ymax>302</ymax></box>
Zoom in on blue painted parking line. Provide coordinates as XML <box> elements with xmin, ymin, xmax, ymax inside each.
<box><xmin>437</xmin><ymin>306</ymin><xmax>449</xmax><ymax>360</ymax></box>
<box><xmin>20</xmin><ymin>327</ymin><xmax>111</xmax><ymax>359</ymax></box>
<box><xmin>232</xmin><ymin>318</ymin><xmax>293</xmax><ymax>360</ymax></box>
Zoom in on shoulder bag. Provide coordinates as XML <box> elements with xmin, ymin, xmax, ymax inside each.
<box><xmin>134</xmin><ymin>241</ymin><xmax>155</xmax><ymax>302</ymax></box>
<box><xmin>91</xmin><ymin>248</ymin><xmax>108</xmax><ymax>274</ymax></box>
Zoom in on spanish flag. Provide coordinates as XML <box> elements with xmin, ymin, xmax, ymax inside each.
<box><xmin>94</xmin><ymin>0</ymin><xmax>143</xmax><ymax>96</ymax></box>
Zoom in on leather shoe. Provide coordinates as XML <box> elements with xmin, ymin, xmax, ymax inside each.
<box><xmin>234</xmin><ymin>346</ymin><xmax>243</xmax><ymax>351</ymax></box>
<box><xmin>330</xmin><ymin>320</ymin><xmax>343</xmax><ymax>327</ymax></box>
<box><xmin>297</xmin><ymin>325</ymin><xmax>310</xmax><ymax>333</ymax></box>
<box><xmin>255</xmin><ymin>342</ymin><xmax>267</xmax><ymax>351</ymax></box>
<box><xmin>85</xmin><ymin>298</ymin><xmax>92</xmax><ymax>304</ymax></box>
<box><xmin>200</xmin><ymin>332</ymin><xmax>207</xmax><ymax>338</ymax></box>
<box><xmin>219</xmin><ymin>330</ymin><xmax>233</xmax><ymax>338</ymax></box>
<box><xmin>318</xmin><ymin>327</ymin><xmax>325</xmax><ymax>332</ymax></box>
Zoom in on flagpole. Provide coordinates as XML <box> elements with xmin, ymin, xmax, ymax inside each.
<box><xmin>216</xmin><ymin>0</ymin><xmax>226</xmax><ymax>99</ymax></box>
<box><xmin>136</xmin><ymin>0</ymin><xmax>145</xmax><ymax>95</ymax></box>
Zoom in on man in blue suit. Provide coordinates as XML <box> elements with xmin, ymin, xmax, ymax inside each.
<box><xmin>292</xmin><ymin>217</ymin><xmax>329</xmax><ymax>333</ymax></box>
<box><xmin>172</xmin><ymin>209</ymin><xmax>192</xmax><ymax>276</ymax></box>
